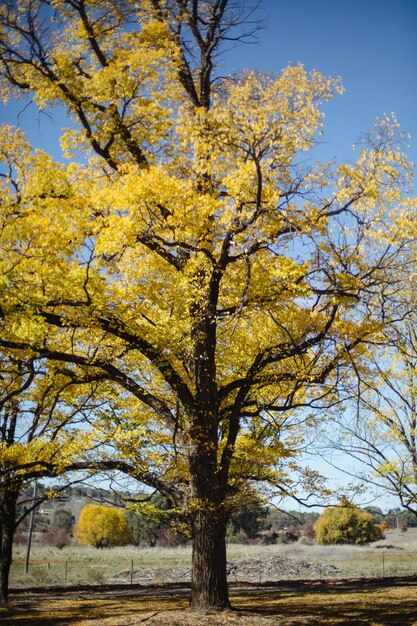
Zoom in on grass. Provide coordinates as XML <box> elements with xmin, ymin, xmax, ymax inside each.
<box><xmin>2</xmin><ymin>583</ymin><xmax>417</xmax><ymax>625</ymax></box>
<box><xmin>10</xmin><ymin>543</ymin><xmax>192</xmax><ymax>587</ymax></box>
<box><xmin>10</xmin><ymin>528</ymin><xmax>417</xmax><ymax>588</ymax></box>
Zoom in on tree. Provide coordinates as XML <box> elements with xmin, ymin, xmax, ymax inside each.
<box><xmin>314</xmin><ymin>503</ymin><xmax>383</xmax><ymax>545</ymax></box>
<box><xmin>125</xmin><ymin>493</ymin><xmax>174</xmax><ymax>546</ymax></box>
<box><xmin>0</xmin><ymin>351</ymin><xmax>104</xmax><ymax>602</ymax></box>
<box><xmin>52</xmin><ymin>508</ymin><xmax>76</xmax><ymax>533</ymax></box>
<box><xmin>324</xmin><ymin>319</ymin><xmax>417</xmax><ymax>519</ymax></box>
<box><xmin>75</xmin><ymin>504</ymin><xmax>131</xmax><ymax>548</ymax></box>
<box><xmin>228</xmin><ymin>497</ymin><xmax>267</xmax><ymax>540</ymax></box>
<box><xmin>0</xmin><ymin>0</ymin><xmax>414</xmax><ymax>611</ymax></box>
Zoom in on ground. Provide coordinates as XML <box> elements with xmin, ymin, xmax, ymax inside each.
<box><xmin>4</xmin><ymin>528</ymin><xmax>417</xmax><ymax>624</ymax></box>
<box><xmin>2</xmin><ymin>580</ymin><xmax>417</xmax><ymax>625</ymax></box>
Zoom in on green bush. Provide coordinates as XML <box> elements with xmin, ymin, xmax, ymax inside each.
<box><xmin>314</xmin><ymin>504</ymin><xmax>384</xmax><ymax>545</ymax></box>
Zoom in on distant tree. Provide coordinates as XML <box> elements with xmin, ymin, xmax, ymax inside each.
<box><xmin>45</xmin><ymin>527</ymin><xmax>70</xmax><ymax>549</ymax></box>
<box><xmin>125</xmin><ymin>495</ymin><xmax>174</xmax><ymax>547</ymax></box>
<box><xmin>384</xmin><ymin>509</ymin><xmax>404</xmax><ymax>529</ymax></box>
<box><xmin>125</xmin><ymin>510</ymin><xmax>162</xmax><ymax>547</ymax></box>
<box><xmin>74</xmin><ymin>504</ymin><xmax>131</xmax><ymax>548</ymax></box>
<box><xmin>314</xmin><ymin>503</ymin><xmax>384</xmax><ymax>545</ymax></box>
<box><xmin>266</xmin><ymin>508</ymin><xmax>319</xmax><ymax>530</ymax></box>
<box><xmin>228</xmin><ymin>498</ymin><xmax>268</xmax><ymax>540</ymax></box>
<box><xmin>363</xmin><ymin>507</ymin><xmax>384</xmax><ymax>525</ymax></box>
<box><xmin>52</xmin><ymin>508</ymin><xmax>75</xmax><ymax>534</ymax></box>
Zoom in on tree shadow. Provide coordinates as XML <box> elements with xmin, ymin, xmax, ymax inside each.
<box><xmin>0</xmin><ymin>594</ymin><xmax>187</xmax><ymax>626</ymax></box>
<box><xmin>234</xmin><ymin>587</ymin><xmax>417</xmax><ymax>625</ymax></box>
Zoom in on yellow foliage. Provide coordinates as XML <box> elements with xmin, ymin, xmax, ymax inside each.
<box><xmin>74</xmin><ymin>504</ymin><xmax>131</xmax><ymax>548</ymax></box>
<box><xmin>0</xmin><ymin>0</ymin><xmax>415</xmax><ymax>536</ymax></box>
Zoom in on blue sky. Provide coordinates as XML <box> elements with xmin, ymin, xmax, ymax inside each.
<box><xmin>1</xmin><ymin>0</ymin><xmax>416</xmax><ymax>173</ymax></box>
<box><xmin>225</xmin><ymin>0</ymin><xmax>417</xmax><ymax>167</ymax></box>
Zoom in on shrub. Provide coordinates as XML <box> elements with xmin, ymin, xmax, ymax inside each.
<box><xmin>45</xmin><ymin>527</ymin><xmax>70</xmax><ymax>549</ymax></box>
<box><xmin>74</xmin><ymin>504</ymin><xmax>131</xmax><ymax>548</ymax></box>
<box><xmin>314</xmin><ymin>503</ymin><xmax>384</xmax><ymax>545</ymax></box>
<box><xmin>302</xmin><ymin>522</ymin><xmax>316</xmax><ymax>540</ymax></box>
<box><xmin>379</xmin><ymin>521</ymin><xmax>389</xmax><ymax>533</ymax></box>
<box><xmin>275</xmin><ymin>529</ymin><xmax>299</xmax><ymax>544</ymax></box>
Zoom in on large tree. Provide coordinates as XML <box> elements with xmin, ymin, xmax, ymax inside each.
<box><xmin>0</xmin><ymin>0</ymin><xmax>414</xmax><ymax>611</ymax></box>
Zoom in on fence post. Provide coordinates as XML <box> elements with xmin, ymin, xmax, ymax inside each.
<box><xmin>130</xmin><ymin>559</ymin><xmax>134</xmax><ymax>585</ymax></box>
<box><xmin>382</xmin><ymin>555</ymin><xmax>385</xmax><ymax>578</ymax></box>
<box><xmin>64</xmin><ymin>561</ymin><xmax>68</xmax><ymax>586</ymax></box>
<box><xmin>25</xmin><ymin>482</ymin><xmax>38</xmax><ymax>574</ymax></box>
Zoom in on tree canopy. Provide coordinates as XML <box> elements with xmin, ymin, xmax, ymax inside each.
<box><xmin>314</xmin><ymin>502</ymin><xmax>383</xmax><ymax>545</ymax></box>
<box><xmin>75</xmin><ymin>504</ymin><xmax>131</xmax><ymax>548</ymax></box>
<box><xmin>0</xmin><ymin>0</ymin><xmax>415</xmax><ymax>611</ymax></box>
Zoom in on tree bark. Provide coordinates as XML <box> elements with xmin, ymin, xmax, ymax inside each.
<box><xmin>190</xmin><ymin>508</ymin><xmax>230</xmax><ymax>611</ymax></box>
<box><xmin>0</xmin><ymin>494</ymin><xmax>17</xmax><ymax>603</ymax></box>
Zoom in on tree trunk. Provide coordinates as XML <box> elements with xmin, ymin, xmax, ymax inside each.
<box><xmin>190</xmin><ymin>508</ymin><xmax>231</xmax><ymax>611</ymax></box>
<box><xmin>0</xmin><ymin>494</ymin><xmax>17</xmax><ymax>603</ymax></box>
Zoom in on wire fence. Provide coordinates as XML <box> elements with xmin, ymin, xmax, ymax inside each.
<box><xmin>10</xmin><ymin>551</ymin><xmax>417</xmax><ymax>589</ymax></box>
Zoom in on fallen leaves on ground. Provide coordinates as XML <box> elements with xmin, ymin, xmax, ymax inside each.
<box><xmin>2</xmin><ymin>584</ymin><xmax>417</xmax><ymax>625</ymax></box>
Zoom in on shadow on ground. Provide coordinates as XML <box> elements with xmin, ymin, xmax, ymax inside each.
<box><xmin>0</xmin><ymin>594</ymin><xmax>186</xmax><ymax>626</ymax></box>
<box><xmin>235</xmin><ymin>586</ymin><xmax>417</xmax><ymax>625</ymax></box>
<box><xmin>2</xmin><ymin>583</ymin><xmax>417</xmax><ymax>625</ymax></box>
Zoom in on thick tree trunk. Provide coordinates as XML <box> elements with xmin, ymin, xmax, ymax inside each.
<box><xmin>190</xmin><ymin>508</ymin><xmax>230</xmax><ymax>611</ymax></box>
<box><xmin>188</xmin><ymin>276</ymin><xmax>231</xmax><ymax>611</ymax></box>
<box><xmin>0</xmin><ymin>495</ymin><xmax>17</xmax><ymax>603</ymax></box>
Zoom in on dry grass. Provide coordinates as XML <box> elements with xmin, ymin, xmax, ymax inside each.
<box><xmin>2</xmin><ymin>583</ymin><xmax>417</xmax><ymax>625</ymax></box>
<box><xmin>11</xmin><ymin>528</ymin><xmax>417</xmax><ymax>588</ymax></box>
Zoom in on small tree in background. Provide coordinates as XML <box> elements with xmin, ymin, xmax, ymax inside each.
<box><xmin>125</xmin><ymin>494</ymin><xmax>174</xmax><ymax>547</ymax></box>
<box><xmin>52</xmin><ymin>508</ymin><xmax>75</xmax><ymax>534</ymax></box>
<box><xmin>75</xmin><ymin>504</ymin><xmax>131</xmax><ymax>548</ymax></box>
<box><xmin>228</xmin><ymin>498</ymin><xmax>268</xmax><ymax>541</ymax></box>
<box><xmin>314</xmin><ymin>503</ymin><xmax>384</xmax><ymax>545</ymax></box>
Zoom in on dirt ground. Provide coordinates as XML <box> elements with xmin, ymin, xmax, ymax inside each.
<box><xmin>113</xmin><ymin>553</ymin><xmax>342</xmax><ymax>585</ymax></box>
<box><xmin>2</xmin><ymin>580</ymin><xmax>417</xmax><ymax>626</ymax></box>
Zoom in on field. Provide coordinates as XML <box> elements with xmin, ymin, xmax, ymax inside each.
<box><xmin>4</xmin><ymin>529</ymin><xmax>417</xmax><ymax>625</ymax></box>
<box><xmin>9</xmin><ymin>528</ymin><xmax>417</xmax><ymax>588</ymax></box>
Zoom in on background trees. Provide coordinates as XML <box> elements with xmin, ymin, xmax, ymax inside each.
<box><xmin>0</xmin><ymin>0</ymin><xmax>415</xmax><ymax>612</ymax></box>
